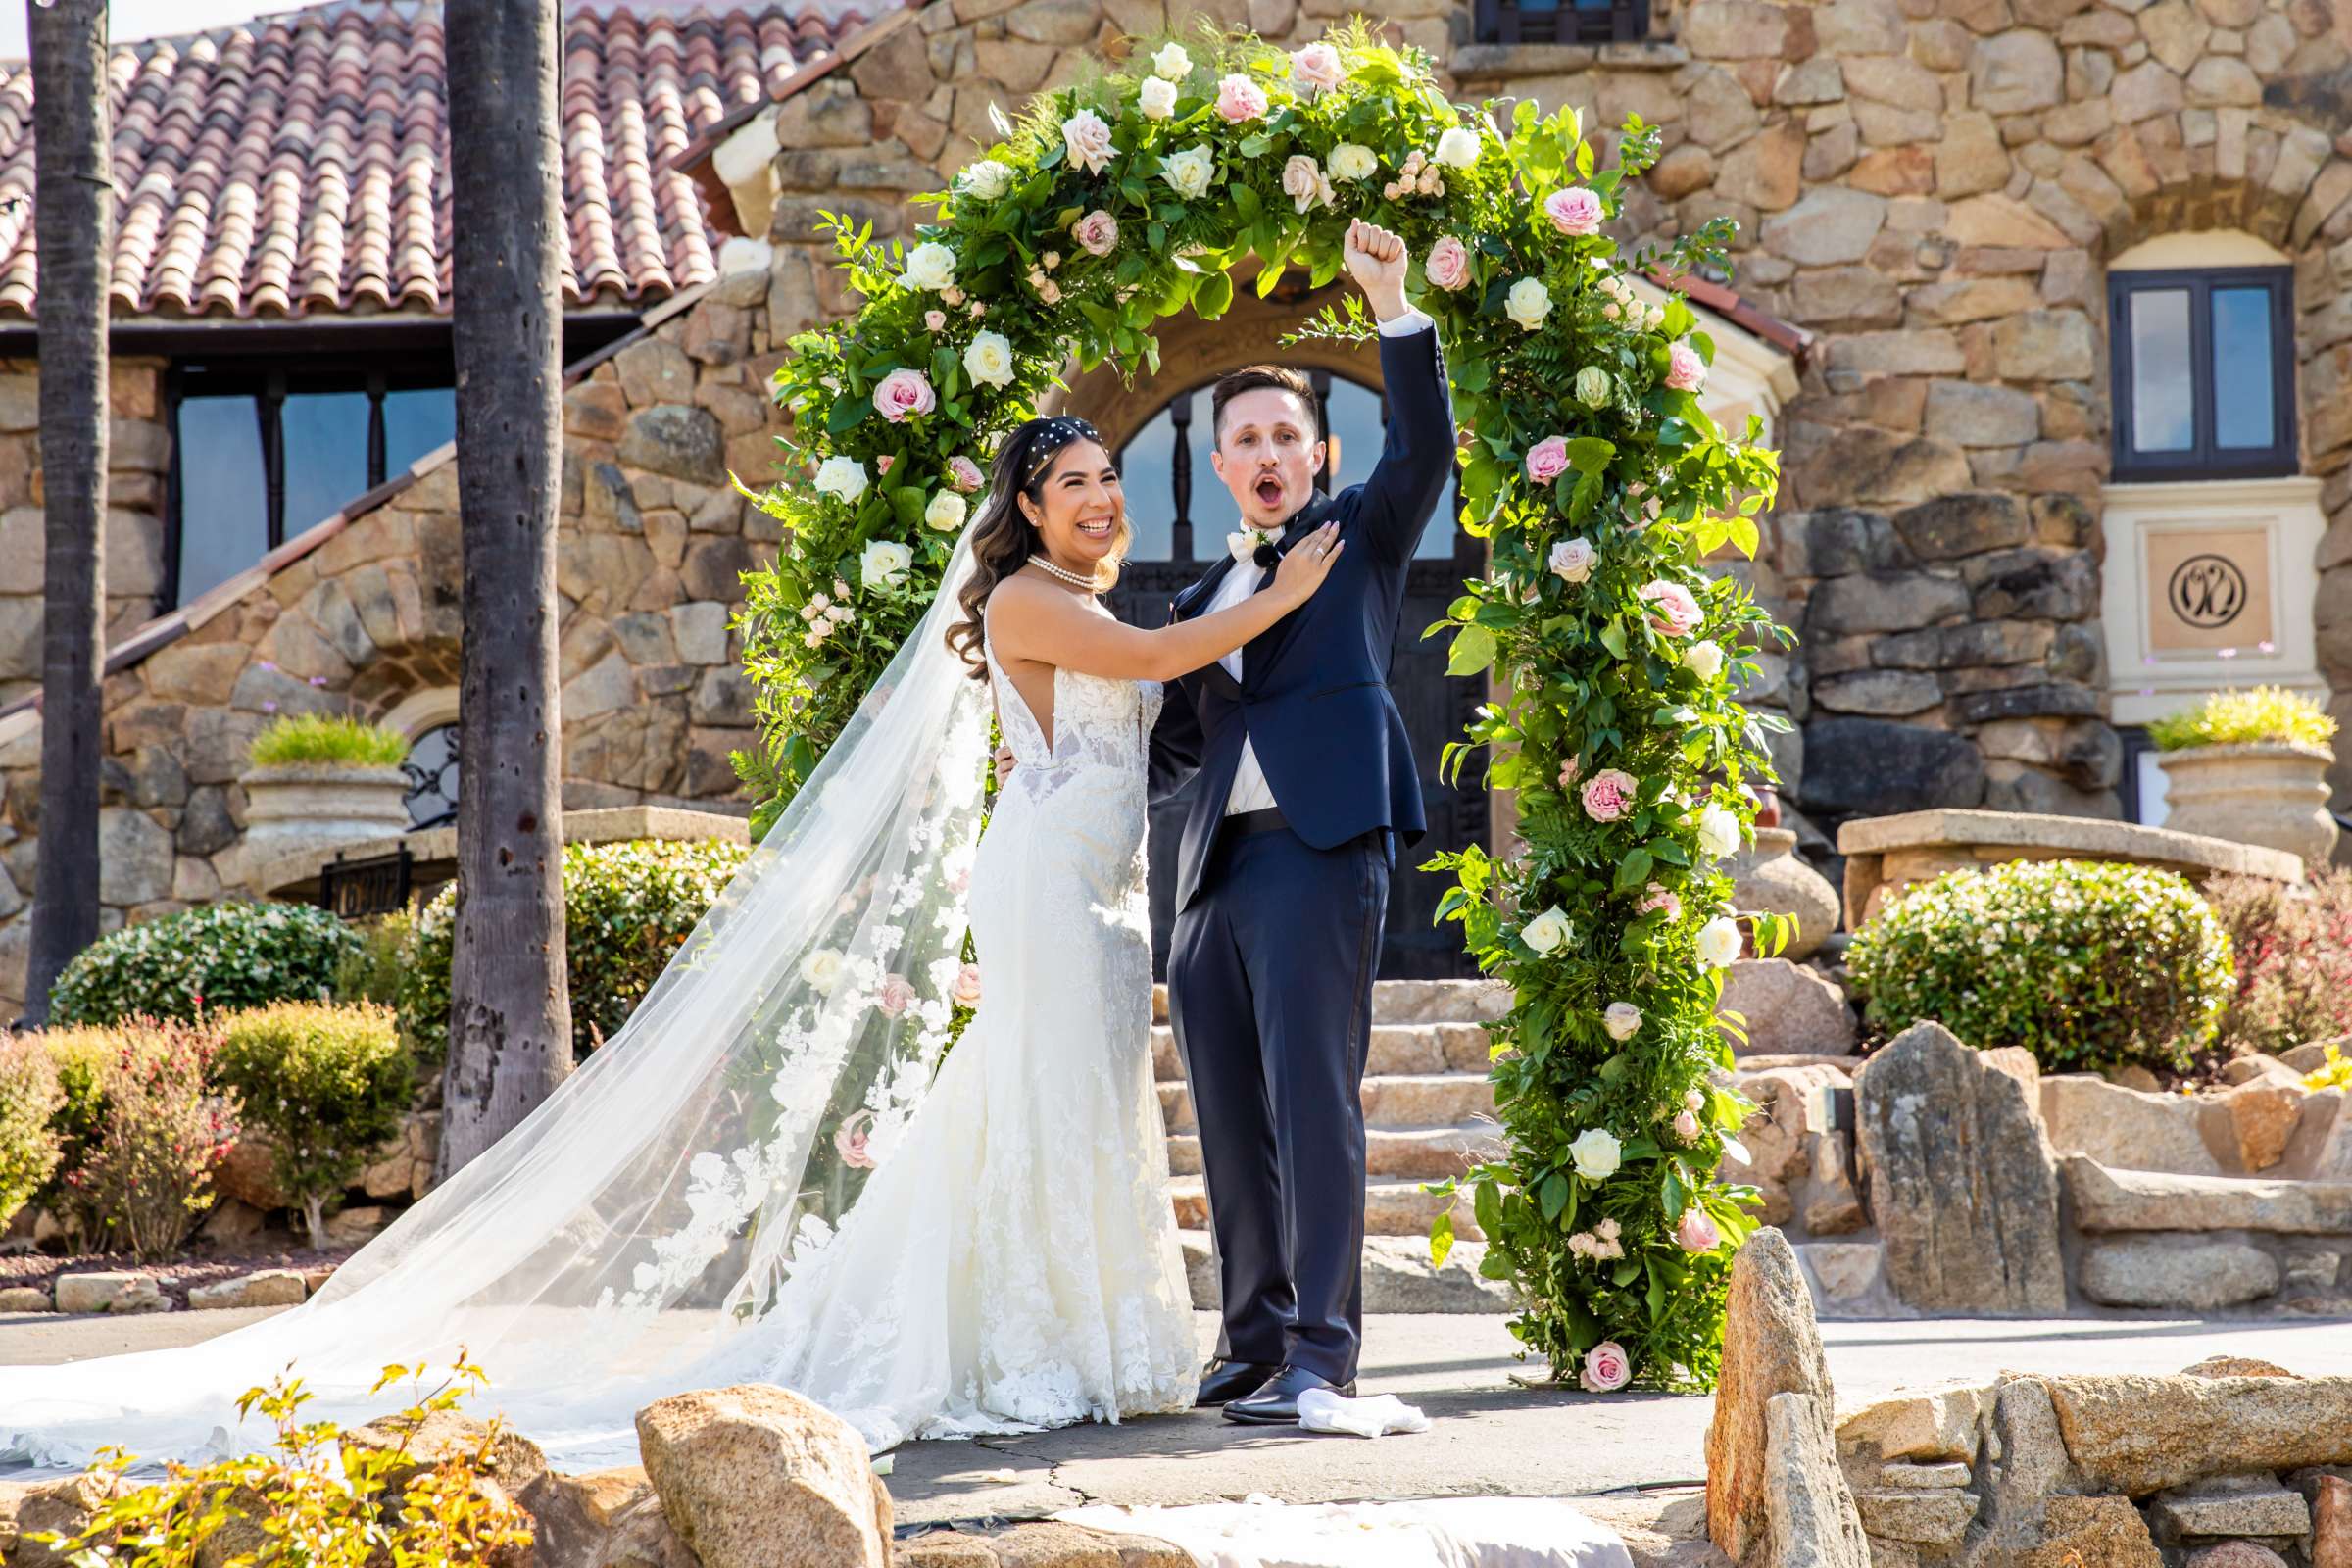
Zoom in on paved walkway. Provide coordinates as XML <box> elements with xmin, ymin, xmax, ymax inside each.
<box><xmin>7</xmin><ymin>1307</ymin><xmax>2351</xmax><ymax>1526</ymax></box>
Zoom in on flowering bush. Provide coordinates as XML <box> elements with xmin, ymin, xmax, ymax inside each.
<box><xmin>1847</xmin><ymin>859</ymin><xmax>2235</xmax><ymax>1075</ymax></box>
<box><xmin>57</xmin><ymin>1018</ymin><xmax>239</xmax><ymax>1261</ymax></box>
<box><xmin>2204</xmin><ymin>870</ymin><xmax>2352</xmax><ymax>1057</ymax></box>
<box><xmin>49</xmin><ymin>902</ymin><xmax>365</xmax><ymax>1027</ymax></box>
<box><xmin>727</xmin><ymin>23</ymin><xmax>1787</xmax><ymax>1389</ymax></box>
<box><xmin>0</xmin><ymin>1036</ymin><xmax>64</xmax><ymax>1234</ymax></box>
<box><xmin>401</xmin><ymin>839</ymin><xmax>753</xmax><ymax>1062</ymax></box>
<box><xmin>214</xmin><ymin>1004</ymin><xmax>412</xmax><ymax>1250</ymax></box>
<box><xmin>2147</xmin><ymin>684</ymin><xmax>2338</xmax><ymax>752</ymax></box>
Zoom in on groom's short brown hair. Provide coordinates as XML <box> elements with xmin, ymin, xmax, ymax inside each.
<box><xmin>1210</xmin><ymin>365</ymin><xmax>1319</xmax><ymax>444</ymax></box>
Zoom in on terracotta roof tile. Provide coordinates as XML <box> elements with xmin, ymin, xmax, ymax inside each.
<box><xmin>0</xmin><ymin>0</ymin><xmax>874</xmax><ymax>319</ymax></box>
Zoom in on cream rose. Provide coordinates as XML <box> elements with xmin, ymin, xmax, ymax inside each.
<box><xmin>963</xmin><ymin>329</ymin><xmax>1014</xmax><ymax>388</ymax></box>
<box><xmin>1696</xmin><ymin>803</ymin><xmax>1742</xmax><ymax>858</ymax></box>
<box><xmin>1061</xmin><ymin>109</ymin><xmax>1114</xmax><ymax>175</ymax></box>
<box><xmin>1574</xmin><ymin>365</ymin><xmax>1612</xmax><ymax>408</ymax></box>
<box><xmin>1151</xmin><ymin>40</ymin><xmax>1191</xmax><ymax>79</ymax></box>
<box><xmin>959</xmin><ymin>160</ymin><xmax>1013</xmax><ymax>201</ymax></box>
<box><xmin>1549</xmin><ymin>536</ymin><xmax>1596</xmax><ymax>584</ymax></box>
<box><xmin>1434</xmin><ymin>123</ymin><xmax>1481</xmax><ymax>169</ymax></box>
<box><xmin>859</xmin><ymin>539</ymin><xmax>913</xmax><ymax>589</ymax></box>
<box><xmin>813</xmin><ymin>455</ymin><xmax>867</xmax><ymax>505</ymax></box>
<box><xmin>1139</xmin><ymin>75</ymin><xmax>1178</xmax><ymax>119</ymax></box>
<box><xmin>901</xmin><ymin>240</ymin><xmax>957</xmax><ymax>292</ymax></box>
<box><xmin>1602</xmin><ymin>1002</ymin><xmax>1642</xmax><ymax>1042</ymax></box>
<box><xmin>1504</xmin><ymin>276</ymin><xmax>1550</xmax><ymax>330</ymax></box>
<box><xmin>1282</xmin><ymin>155</ymin><xmax>1333</xmax><ymax>214</ymax></box>
<box><xmin>951</xmin><ymin>962</ymin><xmax>984</xmax><ymax>1008</ymax></box>
<box><xmin>1682</xmin><ymin>639</ymin><xmax>1725</xmax><ymax>680</ymax></box>
<box><xmin>1161</xmin><ymin>143</ymin><xmax>1216</xmax><ymax>200</ymax></box>
<box><xmin>1521</xmin><ymin>905</ymin><xmax>1572</xmax><ymax>955</ymax></box>
<box><xmin>1569</xmin><ymin>1127</ymin><xmax>1622</xmax><ymax>1181</ymax></box>
<box><xmin>1330</xmin><ymin>142</ymin><xmax>1377</xmax><ymax>182</ymax></box>
<box><xmin>799</xmin><ymin>948</ymin><xmax>846</xmax><ymax>992</ymax></box>
<box><xmin>924</xmin><ymin>491</ymin><xmax>967</xmax><ymax>532</ymax></box>
<box><xmin>1696</xmin><ymin>914</ymin><xmax>1742</xmax><ymax>969</ymax></box>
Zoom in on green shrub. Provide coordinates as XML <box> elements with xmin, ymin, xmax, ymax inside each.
<box><xmin>59</xmin><ymin>1017</ymin><xmax>239</xmax><ymax>1260</ymax></box>
<box><xmin>248</xmin><ymin>712</ymin><xmax>411</xmax><ymax>767</ymax></box>
<box><xmin>2147</xmin><ymin>685</ymin><xmax>2338</xmax><ymax>751</ymax></box>
<box><xmin>333</xmin><ymin>907</ymin><xmax>418</xmax><ymax>1007</ymax></box>
<box><xmin>214</xmin><ymin>1003</ymin><xmax>411</xmax><ymax>1250</ymax></box>
<box><xmin>0</xmin><ymin>1037</ymin><xmax>63</xmax><ymax>1233</ymax></box>
<box><xmin>2204</xmin><ymin>870</ymin><xmax>2352</xmax><ymax>1057</ymax></box>
<box><xmin>1847</xmin><ymin>858</ymin><xmax>2235</xmax><ymax>1074</ymax></box>
<box><xmin>50</xmin><ymin>902</ymin><xmax>366</xmax><ymax>1026</ymax></box>
<box><xmin>400</xmin><ymin>838</ymin><xmax>752</xmax><ymax>1063</ymax></box>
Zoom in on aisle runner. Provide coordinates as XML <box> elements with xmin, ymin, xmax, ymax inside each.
<box><xmin>1057</xmin><ymin>1494</ymin><xmax>1636</xmax><ymax>1568</ymax></box>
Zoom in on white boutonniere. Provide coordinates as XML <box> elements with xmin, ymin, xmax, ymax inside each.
<box><xmin>1227</xmin><ymin>526</ymin><xmax>1278</xmax><ymax>564</ymax></box>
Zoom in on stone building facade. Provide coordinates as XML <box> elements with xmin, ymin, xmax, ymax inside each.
<box><xmin>2</xmin><ymin>0</ymin><xmax>2350</xmax><ymax>1009</ymax></box>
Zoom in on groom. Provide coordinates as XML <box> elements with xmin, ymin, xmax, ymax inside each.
<box><xmin>1150</xmin><ymin>219</ymin><xmax>1454</xmax><ymax>1425</ymax></box>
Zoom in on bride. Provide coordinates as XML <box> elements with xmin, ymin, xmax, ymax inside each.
<box><xmin>0</xmin><ymin>415</ymin><xmax>1341</xmax><ymax>1469</ymax></box>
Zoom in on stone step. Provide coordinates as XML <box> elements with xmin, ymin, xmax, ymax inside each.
<box><xmin>1155</xmin><ymin>1074</ymin><xmax>1496</xmax><ymax>1135</ymax></box>
<box><xmin>1150</xmin><ymin>1022</ymin><xmax>1494</xmax><ymax>1082</ymax></box>
<box><xmin>1169</xmin><ymin>1176</ymin><xmax>1483</xmax><ymax>1239</ymax></box>
<box><xmin>2066</xmin><ymin>1156</ymin><xmax>2352</xmax><ymax>1234</ymax></box>
<box><xmin>1165</xmin><ymin>1121</ymin><xmax>1499</xmax><ymax>1180</ymax></box>
<box><xmin>1177</xmin><ymin>1231</ymin><xmax>1517</xmax><ymax>1314</ymax></box>
<box><xmin>1152</xmin><ymin>979</ymin><xmax>1510</xmax><ymax>1027</ymax></box>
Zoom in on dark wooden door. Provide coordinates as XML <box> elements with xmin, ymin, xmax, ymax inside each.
<box><xmin>1107</xmin><ymin>372</ymin><xmax>1485</xmax><ymax>979</ymax></box>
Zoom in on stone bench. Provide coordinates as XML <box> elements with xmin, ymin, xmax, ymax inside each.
<box><xmin>1836</xmin><ymin>808</ymin><xmax>2304</xmax><ymax>928</ymax></box>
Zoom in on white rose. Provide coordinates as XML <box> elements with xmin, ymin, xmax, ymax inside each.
<box><xmin>959</xmin><ymin>160</ymin><xmax>1013</xmax><ymax>201</ymax></box>
<box><xmin>799</xmin><ymin>948</ymin><xmax>846</xmax><ymax>992</ymax></box>
<box><xmin>1696</xmin><ymin>914</ymin><xmax>1742</xmax><ymax>969</ymax></box>
<box><xmin>1569</xmin><ymin>1128</ymin><xmax>1622</xmax><ymax>1181</ymax></box>
<box><xmin>859</xmin><ymin>538</ymin><xmax>913</xmax><ymax>589</ymax></box>
<box><xmin>1139</xmin><ymin>75</ymin><xmax>1178</xmax><ymax>119</ymax></box>
<box><xmin>1151</xmin><ymin>41</ymin><xmax>1191</xmax><ymax>79</ymax></box>
<box><xmin>1521</xmin><ymin>905</ymin><xmax>1571</xmax><ymax>955</ymax></box>
<box><xmin>1434</xmin><ymin>124</ymin><xmax>1482</xmax><ymax>170</ymax></box>
<box><xmin>1602</xmin><ymin>1002</ymin><xmax>1642</xmax><ymax>1042</ymax></box>
<box><xmin>1696</xmin><ymin>804</ymin><xmax>1742</xmax><ymax>858</ymax></box>
<box><xmin>1161</xmin><ymin>143</ymin><xmax>1216</xmax><ymax>200</ymax></box>
<box><xmin>1682</xmin><ymin>639</ymin><xmax>1724</xmax><ymax>680</ymax></box>
<box><xmin>1549</xmin><ymin>536</ymin><xmax>1595</xmax><ymax>584</ymax></box>
<box><xmin>1505</xmin><ymin>276</ymin><xmax>1551</xmax><ymax>331</ymax></box>
<box><xmin>901</xmin><ymin>241</ymin><xmax>956</xmax><ymax>292</ymax></box>
<box><xmin>813</xmin><ymin>455</ymin><xmax>867</xmax><ymax>505</ymax></box>
<box><xmin>924</xmin><ymin>491</ymin><xmax>967</xmax><ymax>532</ymax></box>
<box><xmin>1329</xmin><ymin>142</ymin><xmax>1376</xmax><ymax>181</ymax></box>
<box><xmin>963</xmin><ymin>329</ymin><xmax>1014</xmax><ymax>388</ymax></box>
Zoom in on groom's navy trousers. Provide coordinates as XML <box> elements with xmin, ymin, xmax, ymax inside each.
<box><xmin>1148</xmin><ymin>322</ymin><xmax>1453</xmax><ymax>1384</ymax></box>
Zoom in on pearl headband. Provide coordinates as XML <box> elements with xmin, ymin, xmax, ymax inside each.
<box><xmin>1019</xmin><ymin>416</ymin><xmax>1102</xmax><ymax>486</ymax></box>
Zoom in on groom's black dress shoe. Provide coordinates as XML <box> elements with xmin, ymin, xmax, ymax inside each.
<box><xmin>1194</xmin><ymin>1358</ymin><xmax>1280</xmax><ymax>1407</ymax></box>
<box><xmin>1222</xmin><ymin>1364</ymin><xmax>1355</xmax><ymax>1424</ymax></box>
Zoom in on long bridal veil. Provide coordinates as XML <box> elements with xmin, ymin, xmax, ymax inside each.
<box><xmin>0</xmin><ymin>534</ymin><xmax>993</xmax><ymax>1471</ymax></box>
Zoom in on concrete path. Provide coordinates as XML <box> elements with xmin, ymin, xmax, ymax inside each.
<box><xmin>7</xmin><ymin>1306</ymin><xmax>2351</xmax><ymax>1527</ymax></box>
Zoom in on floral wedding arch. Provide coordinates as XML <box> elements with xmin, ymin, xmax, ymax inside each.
<box><xmin>734</xmin><ymin>22</ymin><xmax>1791</xmax><ymax>1393</ymax></box>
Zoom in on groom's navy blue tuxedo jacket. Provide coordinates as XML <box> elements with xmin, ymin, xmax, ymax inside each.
<box><xmin>1147</xmin><ymin>324</ymin><xmax>1455</xmax><ymax>911</ymax></box>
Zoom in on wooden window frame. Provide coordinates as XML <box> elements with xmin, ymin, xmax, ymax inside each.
<box><xmin>2108</xmin><ymin>265</ymin><xmax>2297</xmax><ymax>485</ymax></box>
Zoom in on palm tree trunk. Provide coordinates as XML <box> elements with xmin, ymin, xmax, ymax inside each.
<box><xmin>22</xmin><ymin>0</ymin><xmax>112</xmax><ymax>1027</ymax></box>
<box><xmin>434</xmin><ymin>0</ymin><xmax>571</xmax><ymax>1178</ymax></box>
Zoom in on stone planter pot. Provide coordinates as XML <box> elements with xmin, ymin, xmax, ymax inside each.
<box><xmin>237</xmin><ymin>762</ymin><xmax>412</xmax><ymax>890</ymax></box>
<box><xmin>2156</xmin><ymin>742</ymin><xmax>2338</xmax><ymax>869</ymax></box>
<box><xmin>1727</xmin><ymin>826</ymin><xmax>1840</xmax><ymax>960</ymax></box>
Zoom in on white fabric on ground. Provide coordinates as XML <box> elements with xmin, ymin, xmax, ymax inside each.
<box><xmin>1057</xmin><ymin>1494</ymin><xmax>1636</xmax><ymax>1568</ymax></box>
<box><xmin>1295</xmin><ymin>1388</ymin><xmax>1430</xmax><ymax>1438</ymax></box>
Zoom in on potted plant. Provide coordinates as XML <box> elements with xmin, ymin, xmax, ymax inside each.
<box><xmin>238</xmin><ymin>714</ymin><xmax>415</xmax><ymax>889</ymax></box>
<box><xmin>2150</xmin><ymin>686</ymin><xmax>2339</xmax><ymax>867</ymax></box>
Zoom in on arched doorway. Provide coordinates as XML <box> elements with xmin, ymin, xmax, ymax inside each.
<box><xmin>1101</xmin><ymin>368</ymin><xmax>1487</xmax><ymax>980</ymax></box>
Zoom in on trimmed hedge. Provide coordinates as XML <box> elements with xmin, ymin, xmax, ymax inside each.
<box><xmin>0</xmin><ymin>1037</ymin><xmax>63</xmax><ymax>1233</ymax></box>
<box><xmin>215</xmin><ymin>1002</ymin><xmax>411</xmax><ymax>1249</ymax></box>
<box><xmin>399</xmin><ymin>838</ymin><xmax>753</xmax><ymax>1062</ymax></box>
<box><xmin>50</xmin><ymin>902</ymin><xmax>365</xmax><ymax>1026</ymax></box>
<box><xmin>1847</xmin><ymin>858</ymin><xmax>2235</xmax><ymax>1074</ymax></box>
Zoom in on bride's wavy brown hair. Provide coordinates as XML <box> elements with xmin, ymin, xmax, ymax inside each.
<box><xmin>945</xmin><ymin>416</ymin><xmax>1130</xmax><ymax>680</ymax></box>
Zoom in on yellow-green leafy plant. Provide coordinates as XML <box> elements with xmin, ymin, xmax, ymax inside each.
<box><xmin>247</xmin><ymin>713</ymin><xmax>413</xmax><ymax>768</ymax></box>
<box><xmin>729</xmin><ymin>22</ymin><xmax>1788</xmax><ymax>1390</ymax></box>
<box><xmin>34</xmin><ymin>1355</ymin><xmax>536</xmax><ymax>1568</ymax></box>
<box><xmin>2147</xmin><ymin>685</ymin><xmax>2338</xmax><ymax>752</ymax></box>
<box><xmin>0</xmin><ymin>1035</ymin><xmax>64</xmax><ymax>1234</ymax></box>
<box><xmin>2307</xmin><ymin>1042</ymin><xmax>2352</xmax><ymax>1091</ymax></box>
<box><xmin>213</xmin><ymin>1003</ymin><xmax>413</xmax><ymax>1250</ymax></box>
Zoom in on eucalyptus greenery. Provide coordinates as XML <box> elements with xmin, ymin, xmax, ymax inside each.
<box><xmin>730</xmin><ymin>24</ymin><xmax>1789</xmax><ymax>1390</ymax></box>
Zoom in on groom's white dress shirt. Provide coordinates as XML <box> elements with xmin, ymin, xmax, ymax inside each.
<box><xmin>1209</xmin><ymin>307</ymin><xmax>1435</xmax><ymax>817</ymax></box>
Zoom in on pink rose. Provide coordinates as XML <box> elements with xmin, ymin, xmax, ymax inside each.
<box><xmin>948</xmin><ymin>456</ymin><xmax>985</xmax><ymax>493</ymax></box>
<box><xmin>1665</xmin><ymin>341</ymin><xmax>1707</xmax><ymax>392</ymax></box>
<box><xmin>875</xmin><ymin>974</ymin><xmax>917</xmax><ymax>1016</ymax></box>
<box><xmin>876</xmin><ymin>454</ymin><xmax>895</xmax><ymax>474</ymax></box>
<box><xmin>1638</xmin><ymin>579</ymin><xmax>1704</xmax><ymax>638</ymax></box>
<box><xmin>951</xmin><ymin>962</ymin><xmax>983</xmax><ymax>1008</ymax></box>
<box><xmin>1290</xmin><ymin>41</ymin><xmax>1344</xmax><ymax>91</ymax></box>
<box><xmin>1557</xmin><ymin>755</ymin><xmax>1581</xmax><ymax>790</ymax></box>
<box><xmin>872</xmin><ymin>368</ymin><xmax>936</xmax><ymax>423</ymax></box>
<box><xmin>1544</xmin><ymin>185</ymin><xmax>1603</xmax><ymax>236</ymax></box>
<box><xmin>1673</xmin><ymin>1109</ymin><xmax>1701</xmax><ymax>1144</ymax></box>
<box><xmin>1073</xmin><ymin>209</ymin><xmax>1119</xmax><ymax>257</ymax></box>
<box><xmin>1580</xmin><ymin>1341</ymin><xmax>1632</xmax><ymax>1393</ymax></box>
<box><xmin>1525</xmin><ymin>435</ymin><xmax>1570</xmax><ymax>485</ymax></box>
<box><xmin>834</xmin><ymin>1110</ymin><xmax>876</xmax><ymax>1169</ymax></box>
<box><xmin>924</xmin><ymin>309</ymin><xmax>947</xmax><ymax>332</ymax></box>
<box><xmin>1635</xmin><ymin>881</ymin><xmax>1682</xmax><ymax>920</ymax></box>
<box><xmin>1214</xmin><ymin>72</ymin><xmax>1269</xmax><ymax>122</ymax></box>
<box><xmin>1677</xmin><ymin>1207</ymin><xmax>1721</xmax><ymax>1253</ymax></box>
<box><xmin>1061</xmin><ymin>109</ymin><xmax>1114</xmax><ymax>175</ymax></box>
<box><xmin>1581</xmin><ymin>768</ymin><xmax>1638</xmax><ymax>822</ymax></box>
<box><xmin>1425</xmin><ymin>236</ymin><xmax>1470</xmax><ymax>292</ymax></box>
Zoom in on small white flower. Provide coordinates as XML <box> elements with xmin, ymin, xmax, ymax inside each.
<box><xmin>1521</xmin><ymin>905</ymin><xmax>1572</xmax><ymax>955</ymax></box>
<box><xmin>1697</xmin><ymin>914</ymin><xmax>1742</xmax><ymax>969</ymax></box>
<box><xmin>1139</xmin><ymin>75</ymin><xmax>1178</xmax><ymax>119</ymax></box>
<box><xmin>1161</xmin><ymin>142</ymin><xmax>1216</xmax><ymax>200</ymax></box>
<box><xmin>799</xmin><ymin>948</ymin><xmax>846</xmax><ymax>992</ymax></box>
<box><xmin>964</xmin><ymin>329</ymin><xmax>1015</xmax><ymax>388</ymax></box>
<box><xmin>1574</xmin><ymin>366</ymin><xmax>1612</xmax><ymax>408</ymax></box>
<box><xmin>924</xmin><ymin>491</ymin><xmax>968</xmax><ymax>532</ymax></box>
<box><xmin>902</xmin><ymin>240</ymin><xmax>957</xmax><ymax>292</ymax></box>
<box><xmin>1505</xmin><ymin>276</ymin><xmax>1551</xmax><ymax>331</ymax></box>
<box><xmin>1696</xmin><ymin>804</ymin><xmax>1742</xmax><ymax>858</ymax></box>
<box><xmin>859</xmin><ymin>539</ymin><xmax>913</xmax><ymax>589</ymax></box>
<box><xmin>1683</xmin><ymin>639</ymin><xmax>1725</xmax><ymax>680</ymax></box>
<box><xmin>813</xmin><ymin>455</ymin><xmax>867</xmax><ymax>504</ymax></box>
<box><xmin>1151</xmin><ymin>40</ymin><xmax>1191</xmax><ymax>79</ymax></box>
<box><xmin>1329</xmin><ymin>142</ymin><xmax>1377</xmax><ymax>181</ymax></box>
<box><xmin>1569</xmin><ymin>1128</ymin><xmax>1622</xmax><ymax>1181</ymax></box>
<box><xmin>1602</xmin><ymin>1002</ymin><xmax>1642</xmax><ymax>1042</ymax></box>
<box><xmin>1434</xmin><ymin>124</ymin><xmax>1482</xmax><ymax>169</ymax></box>
<box><xmin>1549</xmin><ymin>536</ymin><xmax>1595</xmax><ymax>584</ymax></box>
<box><xmin>959</xmin><ymin>160</ymin><xmax>1013</xmax><ymax>201</ymax></box>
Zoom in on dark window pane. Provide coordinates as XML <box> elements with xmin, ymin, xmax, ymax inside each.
<box><xmin>2128</xmin><ymin>287</ymin><xmax>2193</xmax><ymax>454</ymax></box>
<box><xmin>382</xmin><ymin>385</ymin><xmax>457</xmax><ymax>474</ymax></box>
<box><xmin>2212</xmin><ymin>286</ymin><xmax>2277</xmax><ymax>451</ymax></box>
<box><xmin>404</xmin><ymin>721</ymin><xmax>461</xmax><ymax>828</ymax></box>
<box><xmin>174</xmin><ymin>394</ymin><xmax>268</xmax><ymax>603</ymax></box>
<box><xmin>279</xmin><ymin>390</ymin><xmax>371</xmax><ymax>532</ymax></box>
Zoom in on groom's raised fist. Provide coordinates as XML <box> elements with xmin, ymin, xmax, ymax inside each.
<box><xmin>1342</xmin><ymin>220</ymin><xmax>1409</xmax><ymax>322</ymax></box>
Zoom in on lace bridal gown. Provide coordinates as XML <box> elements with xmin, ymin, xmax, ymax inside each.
<box><xmin>0</xmin><ymin>537</ymin><xmax>1196</xmax><ymax>1470</ymax></box>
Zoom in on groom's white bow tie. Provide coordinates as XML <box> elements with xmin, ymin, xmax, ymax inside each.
<box><xmin>1227</xmin><ymin>526</ymin><xmax>1279</xmax><ymax>565</ymax></box>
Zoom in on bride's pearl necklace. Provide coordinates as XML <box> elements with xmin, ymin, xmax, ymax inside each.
<box><xmin>1030</xmin><ymin>557</ymin><xmax>1101</xmax><ymax>593</ymax></box>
